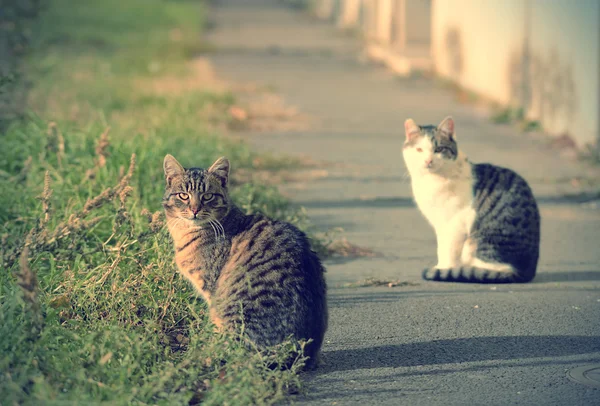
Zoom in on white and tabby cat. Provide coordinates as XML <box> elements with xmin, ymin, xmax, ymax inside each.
<box><xmin>403</xmin><ymin>116</ymin><xmax>540</xmax><ymax>283</ymax></box>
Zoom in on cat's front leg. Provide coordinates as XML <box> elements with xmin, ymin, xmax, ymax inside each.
<box><xmin>434</xmin><ymin>224</ymin><xmax>467</xmax><ymax>269</ymax></box>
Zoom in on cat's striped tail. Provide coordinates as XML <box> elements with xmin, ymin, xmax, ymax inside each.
<box><xmin>422</xmin><ymin>266</ymin><xmax>532</xmax><ymax>284</ymax></box>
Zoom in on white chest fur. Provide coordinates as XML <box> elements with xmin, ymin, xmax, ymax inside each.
<box><xmin>410</xmin><ymin>160</ymin><xmax>475</xmax><ymax>234</ymax></box>
<box><xmin>410</xmin><ymin>163</ymin><xmax>477</xmax><ymax>268</ymax></box>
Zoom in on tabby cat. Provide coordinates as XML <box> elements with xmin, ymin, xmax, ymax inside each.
<box><xmin>403</xmin><ymin>116</ymin><xmax>540</xmax><ymax>283</ymax></box>
<box><xmin>163</xmin><ymin>154</ymin><xmax>327</xmax><ymax>368</ymax></box>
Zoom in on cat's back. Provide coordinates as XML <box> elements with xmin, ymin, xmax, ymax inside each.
<box><xmin>471</xmin><ymin>162</ymin><xmax>540</xmax><ymax>232</ymax></box>
<box><xmin>218</xmin><ymin>211</ymin><xmax>326</xmax><ymax>304</ymax></box>
<box><xmin>472</xmin><ymin>163</ymin><xmax>537</xmax><ymax>206</ymax></box>
<box><xmin>230</xmin><ymin>212</ymin><xmax>316</xmax><ymax>266</ymax></box>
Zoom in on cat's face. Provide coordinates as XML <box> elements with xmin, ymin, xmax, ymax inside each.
<box><xmin>402</xmin><ymin>116</ymin><xmax>458</xmax><ymax>176</ymax></box>
<box><xmin>162</xmin><ymin>155</ymin><xmax>231</xmax><ymax>227</ymax></box>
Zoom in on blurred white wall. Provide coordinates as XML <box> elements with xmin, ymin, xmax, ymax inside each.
<box><xmin>311</xmin><ymin>0</ymin><xmax>600</xmax><ymax>148</ymax></box>
<box><xmin>433</xmin><ymin>0</ymin><xmax>599</xmax><ymax>147</ymax></box>
<box><xmin>432</xmin><ymin>0</ymin><xmax>525</xmax><ymax>104</ymax></box>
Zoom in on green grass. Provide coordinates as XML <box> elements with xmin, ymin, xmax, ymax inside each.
<box><xmin>579</xmin><ymin>144</ymin><xmax>600</xmax><ymax>166</ymax></box>
<box><xmin>491</xmin><ymin>107</ymin><xmax>543</xmax><ymax>133</ymax></box>
<box><xmin>0</xmin><ymin>0</ymin><xmax>317</xmax><ymax>403</ymax></box>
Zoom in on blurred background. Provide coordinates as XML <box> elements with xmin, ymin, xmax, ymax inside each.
<box><xmin>2</xmin><ymin>0</ymin><xmax>599</xmax><ymax>151</ymax></box>
<box><xmin>1</xmin><ymin>1</ymin><xmax>600</xmax><ymax>404</ymax></box>
<box><xmin>0</xmin><ymin>0</ymin><xmax>42</xmax><ymax>129</ymax></box>
<box><xmin>309</xmin><ymin>0</ymin><xmax>599</xmax><ymax>151</ymax></box>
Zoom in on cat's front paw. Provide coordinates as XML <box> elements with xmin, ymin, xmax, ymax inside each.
<box><xmin>422</xmin><ymin>267</ymin><xmax>442</xmax><ymax>280</ymax></box>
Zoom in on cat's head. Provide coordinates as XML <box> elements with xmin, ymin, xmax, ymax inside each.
<box><xmin>162</xmin><ymin>155</ymin><xmax>231</xmax><ymax>226</ymax></box>
<box><xmin>402</xmin><ymin>116</ymin><xmax>459</xmax><ymax>176</ymax></box>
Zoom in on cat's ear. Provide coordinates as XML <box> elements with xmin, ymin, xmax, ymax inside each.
<box><xmin>404</xmin><ymin>119</ymin><xmax>420</xmax><ymax>142</ymax></box>
<box><xmin>164</xmin><ymin>154</ymin><xmax>184</xmax><ymax>187</ymax></box>
<box><xmin>208</xmin><ymin>156</ymin><xmax>230</xmax><ymax>187</ymax></box>
<box><xmin>438</xmin><ymin>116</ymin><xmax>455</xmax><ymax>140</ymax></box>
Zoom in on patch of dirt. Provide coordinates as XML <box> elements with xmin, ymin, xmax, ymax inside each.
<box><xmin>325</xmin><ymin>238</ymin><xmax>380</xmax><ymax>258</ymax></box>
<box><xmin>137</xmin><ymin>57</ymin><xmax>230</xmax><ymax>95</ymax></box>
<box><xmin>136</xmin><ymin>57</ymin><xmax>313</xmax><ymax>133</ymax></box>
<box><xmin>227</xmin><ymin>92</ymin><xmax>313</xmax><ymax>133</ymax></box>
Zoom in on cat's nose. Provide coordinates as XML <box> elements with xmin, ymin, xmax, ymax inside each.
<box><xmin>191</xmin><ymin>207</ymin><xmax>201</xmax><ymax>217</ymax></box>
<box><xmin>425</xmin><ymin>159</ymin><xmax>433</xmax><ymax>168</ymax></box>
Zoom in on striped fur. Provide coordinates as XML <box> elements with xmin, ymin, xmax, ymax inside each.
<box><xmin>163</xmin><ymin>155</ymin><xmax>327</xmax><ymax>369</ymax></box>
<box><xmin>403</xmin><ymin>117</ymin><xmax>540</xmax><ymax>284</ymax></box>
<box><xmin>422</xmin><ymin>265</ymin><xmax>526</xmax><ymax>284</ymax></box>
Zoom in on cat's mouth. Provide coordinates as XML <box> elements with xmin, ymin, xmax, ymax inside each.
<box><xmin>187</xmin><ymin>215</ymin><xmax>220</xmax><ymax>228</ymax></box>
<box><xmin>187</xmin><ymin>216</ymin><xmax>209</xmax><ymax>225</ymax></box>
<box><xmin>420</xmin><ymin>164</ymin><xmax>436</xmax><ymax>173</ymax></box>
<box><xmin>185</xmin><ymin>215</ymin><xmax>226</xmax><ymax>239</ymax></box>
<box><xmin>424</xmin><ymin>161</ymin><xmax>444</xmax><ymax>172</ymax></box>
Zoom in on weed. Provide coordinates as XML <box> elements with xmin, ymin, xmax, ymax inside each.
<box><xmin>520</xmin><ymin>120</ymin><xmax>541</xmax><ymax>132</ymax></box>
<box><xmin>491</xmin><ymin>107</ymin><xmax>515</xmax><ymax>124</ymax></box>
<box><xmin>490</xmin><ymin>106</ymin><xmax>545</xmax><ymax>133</ymax></box>
<box><xmin>579</xmin><ymin>144</ymin><xmax>600</xmax><ymax>166</ymax></box>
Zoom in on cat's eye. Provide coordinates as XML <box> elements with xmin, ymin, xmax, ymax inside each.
<box><xmin>435</xmin><ymin>147</ymin><xmax>449</xmax><ymax>154</ymax></box>
<box><xmin>416</xmin><ymin>148</ymin><xmax>423</xmax><ymax>152</ymax></box>
<box><xmin>177</xmin><ymin>192</ymin><xmax>189</xmax><ymax>201</ymax></box>
<box><xmin>202</xmin><ymin>193</ymin><xmax>214</xmax><ymax>201</ymax></box>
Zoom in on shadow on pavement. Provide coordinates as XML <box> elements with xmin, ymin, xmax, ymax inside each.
<box><xmin>294</xmin><ymin>196</ymin><xmax>415</xmax><ymax>209</ymax></box>
<box><xmin>537</xmin><ymin>192</ymin><xmax>600</xmax><ymax>205</ymax></box>
<box><xmin>328</xmin><ymin>285</ymin><xmax>600</xmax><ymax>307</ymax></box>
<box><xmin>534</xmin><ymin>270</ymin><xmax>600</xmax><ymax>283</ymax></box>
<box><xmin>319</xmin><ymin>335</ymin><xmax>600</xmax><ymax>372</ymax></box>
<box><xmin>329</xmin><ymin>291</ymin><xmax>418</xmax><ymax>306</ymax></box>
<box><xmin>294</xmin><ymin>191</ymin><xmax>600</xmax><ymax>211</ymax></box>
<box><xmin>298</xmin><ymin>386</ymin><xmax>427</xmax><ymax>402</ymax></box>
<box><xmin>301</xmin><ymin>357</ymin><xmax>600</xmax><ymax>402</ymax></box>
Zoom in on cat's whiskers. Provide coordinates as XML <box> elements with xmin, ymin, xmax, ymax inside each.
<box><xmin>207</xmin><ymin>218</ymin><xmax>222</xmax><ymax>240</ymax></box>
<box><xmin>185</xmin><ymin>214</ymin><xmax>209</xmax><ymax>232</ymax></box>
<box><xmin>206</xmin><ymin>219</ymin><xmax>219</xmax><ymax>240</ymax></box>
<box><xmin>167</xmin><ymin>217</ymin><xmax>185</xmax><ymax>230</ymax></box>
<box><xmin>211</xmin><ymin>217</ymin><xmax>225</xmax><ymax>240</ymax></box>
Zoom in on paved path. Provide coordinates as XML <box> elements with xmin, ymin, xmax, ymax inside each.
<box><xmin>207</xmin><ymin>1</ymin><xmax>600</xmax><ymax>404</ymax></box>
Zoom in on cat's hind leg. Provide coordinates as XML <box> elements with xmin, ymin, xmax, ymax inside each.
<box><xmin>468</xmin><ymin>257</ymin><xmax>514</xmax><ymax>273</ymax></box>
<box><xmin>460</xmin><ymin>236</ymin><xmax>477</xmax><ymax>264</ymax></box>
<box><xmin>460</xmin><ymin>237</ymin><xmax>516</xmax><ymax>273</ymax></box>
